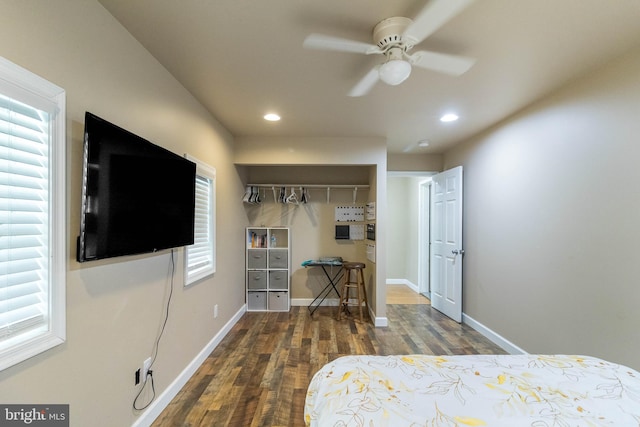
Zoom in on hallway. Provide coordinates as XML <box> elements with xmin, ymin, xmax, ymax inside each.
<box><xmin>386</xmin><ymin>283</ymin><xmax>430</xmax><ymax>305</ymax></box>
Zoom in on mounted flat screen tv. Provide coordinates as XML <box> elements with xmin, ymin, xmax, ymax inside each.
<box><xmin>77</xmin><ymin>112</ymin><xmax>196</xmax><ymax>262</ymax></box>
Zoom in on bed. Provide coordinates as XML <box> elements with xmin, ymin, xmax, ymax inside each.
<box><xmin>305</xmin><ymin>354</ymin><xmax>640</xmax><ymax>426</ymax></box>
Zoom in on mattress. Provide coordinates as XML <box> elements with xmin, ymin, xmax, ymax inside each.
<box><xmin>305</xmin><ymin>354</ymin><xmax>640</xmax><ymax>426</ymax></box>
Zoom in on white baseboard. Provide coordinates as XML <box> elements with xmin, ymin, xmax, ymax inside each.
<box><xmin>132</xmin><ymin>304</ymin><xmax>246</xmax><ymax>427</ymax></box>
<box><xmin>374</xmin><ymin>313</ymin><xmax>388</xmax><ymax>327</ymax></box>
<box><xmin>292</xmin><ymin>299</ymin><xmax>387</xmax><ymax>327</ymax></box>
<box><xmin>291</xmin><ymin>297</ymin><xmax>339</xmax><ymax>307</ymax></box>
<box><xmin>386</xmin><ymin>279</ymin><xmax>419</xmax><ymax>293</ymax></box>
<box><xmin>462</xmin><ymin>313</ymin><xmax>528</xmax><ymax>355</ymax></box>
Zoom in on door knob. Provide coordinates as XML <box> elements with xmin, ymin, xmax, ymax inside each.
<box><xmin>452</xmin><ymin>249</ymin><xmax>465</xmax><ymax>255</ymax></box>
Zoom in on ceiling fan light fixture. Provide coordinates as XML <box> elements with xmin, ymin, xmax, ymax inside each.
<box><xmin>378</xmin><ymin>59</ymin><xmax>412</xmax><ymax>86</ymax></box>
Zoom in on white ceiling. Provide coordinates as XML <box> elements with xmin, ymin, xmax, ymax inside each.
<box><xmin>98</xmin><ymin>0</ymin><xmax>640</xmax><ymax>154</ymax></box>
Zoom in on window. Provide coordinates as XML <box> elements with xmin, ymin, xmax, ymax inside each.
<box><xmin>184</xmin><ymin>155</ymin><xmax>216</xmax><ymax>286</ymax></box>
<box><xmin>0</xmin><ymin>57</ymin><xmax>66</xmax><ymax>371</ymax></box>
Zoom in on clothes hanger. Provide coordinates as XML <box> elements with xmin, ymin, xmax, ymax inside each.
<box><xmin>242</xmin><ymin>186</ymin><xmax>252</xmax><ymax>203</ymax></box>
<box><xmin>286</xmin><ymin>187</ymin><xmax>299</xmax><ymax>204</ymax></box>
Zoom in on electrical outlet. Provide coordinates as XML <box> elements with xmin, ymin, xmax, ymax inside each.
<box><xmin>214</xmin><ymin>304</ymin><xmax>218</xmax><ymax>318</ymax></box>
<box><xmin>142</xmin><ymin>357</ymin><xmax>152</xmax><ymax>381</ymax></box>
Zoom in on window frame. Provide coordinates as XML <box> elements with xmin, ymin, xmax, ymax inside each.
<box><xmin>0</xmin><ymin>56</ymin><xmax>66</xmax><ymax>372</ymax></box>
<box><xmin>184</xmin><ymin>155</ymin><xmax>216</xmax><ymax>286</ymax></box>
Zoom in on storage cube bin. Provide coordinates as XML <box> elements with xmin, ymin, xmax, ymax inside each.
<box><xmin>268</xmin><ymin>291</ymin><xmax>289</xmax><ymax>311</ymax></box>
<box><xmin>247</xmin><ymin>249</ymin><xmax>267</xmax><ymax>269</ymax></box>
<box><xmin>268</xmin><ymin>249</ymin><xmax>288</xmax><ymax>268</ymax></box>
<box><xmin>269</xmin><ymin>270</ymin><xmax>288</xmax><ymax>290</ymax></box>
<box><xmin>247</xmin><ymin>291</ymin><xmax>267</xmax><ymax>310</ymax></box>
<box><xmin>247</xmin><ymin>271</ymin><xmax>267</xmax><ymax>289</ymax></box>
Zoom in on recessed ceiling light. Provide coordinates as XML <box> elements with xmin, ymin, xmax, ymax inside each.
<box><xmin>440</xmin><ymin>113</ymin><xmax>459</xmax><ymax>122</ymax></box>
<box><xmin>417</xmin><ymin>139</ymin><xmax>430</xmax><ymax>147</ymax></box>
<box><xmin>264</xmin><ymin>113</ymin><xmax>281</xmax><ymax>122</ymax></box>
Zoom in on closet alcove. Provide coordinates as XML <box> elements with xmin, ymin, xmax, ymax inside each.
<box><xmin>237</xmin><ymin>165</ymin><xmax>376</xmax><ymax>312</ymax></box>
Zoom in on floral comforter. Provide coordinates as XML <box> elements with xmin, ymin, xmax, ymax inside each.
<box><xmin>304</xmin><ymin>354</ymin><xmax>640</xmax><ymax>426</ymax></box>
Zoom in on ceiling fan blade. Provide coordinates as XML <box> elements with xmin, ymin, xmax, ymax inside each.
<box><xmin>410</xmin><ymin>50</ymin><xmax>475</xmax><ymax>76</ymax></box>
<box><xmin>303</xmin><ymin>33</ymin><xmax>382</xmax><ymax>55</ymax></box>
<box><xmin>404</xmin><ymin>0</ymin><xmax>475</xmax><ymax>44</ymax></box>
<box><xmin>348</xmin><ymin>67</ymin><xmax>380</xmax><ymax>97</ymax></box>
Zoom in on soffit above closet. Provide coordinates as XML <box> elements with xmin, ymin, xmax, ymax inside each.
<box><xmin>243</xmin><ymin>166</ymin><xmax>370</xmax><ymax>187</ymax></box>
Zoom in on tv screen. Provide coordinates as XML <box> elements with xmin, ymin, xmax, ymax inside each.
<box><xmin>77</xmin><ymin>112</ymin><xmax>196</xmax><ymax>262</ymax></box>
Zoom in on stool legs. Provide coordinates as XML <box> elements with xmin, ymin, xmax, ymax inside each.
<box><xmin>337</xmin><ymin>278</ymin><xmax>346</xmax><ymax>320</ymax></box>
<box><xmin>337</xmin><ymin>271</ymin><xmax>348</xmax><ymax>320</ymax></box>
<box><xmin>337</xmin><ymin>265</ymin><xmax>368</xmax><ymax>322</ymax></box>
<box><xmin>358</xmin><ymin>267</ymin><xmax>368</xmax><ymax>321</ymax></box>
<box><xmin>355</xmin><ymin>275</ymin><xmax>363</xmax><ymax>322</ymax></box>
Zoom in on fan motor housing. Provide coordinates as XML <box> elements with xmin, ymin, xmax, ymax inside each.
<box><xmin>372</xmin><ymin>17</ymin><xmax>416</xmax><ymax>50</ymax></box>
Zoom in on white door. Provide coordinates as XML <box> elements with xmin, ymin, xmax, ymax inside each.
<box><xmin>430</xmin><ymin>166</ymin><xmax>463</xmax><ymax>322</ymax></box>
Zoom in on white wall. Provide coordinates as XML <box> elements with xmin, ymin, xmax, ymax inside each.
<box><xmin>387</xmin><ymin>177</ymin><xmax>412</xmax><ymax>279</ymax></box>
<box><xmin>0</xmin><ymin>1</ymin><xmax>247</xmax><ymax>426</ymax></box>
<box><xmin>445</xmin><ymin>46</ymin><xmax>640</xmax><ymax>370</ymax></box>
<box><xmin>386</xmin><ymin>177</ymin><xmax>419</xmax><ymax>285</ymax></box>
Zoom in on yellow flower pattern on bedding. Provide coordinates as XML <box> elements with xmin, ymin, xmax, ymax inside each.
<box><xmin>304</xmin><ymin>355</ymin><xmax>640</xmax><ymax>426</ymax></box>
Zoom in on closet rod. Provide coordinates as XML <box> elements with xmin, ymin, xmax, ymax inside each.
<box><xmin>246</xmin><ymin>184</ymin><xmax>369</xmax><ymax>189</ymax></box>
<box><xmin>245</xmin><ymin>184</ymin><xmax>368</xmax><ymax>204</ymax></box>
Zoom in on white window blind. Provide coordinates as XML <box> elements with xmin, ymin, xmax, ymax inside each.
<box><xmin>0</xmin><ymin>56</ymin><xmax>65</xmax><ymax>372</ymax></box>
<box><xmin>0</xmin><ymin>95</ymin><xmax>49</xmax><ymax>344</ymax></box>
<box><xmin>185</xmin><ymin>156</ymin><xmax>215</xmax><ymax>285</ymax></box>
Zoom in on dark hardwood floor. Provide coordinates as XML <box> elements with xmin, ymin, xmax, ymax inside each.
<box><xmin>151</xmin><ymin>304</ymin><xmax>506</xmax><ymax>427</ymax></box>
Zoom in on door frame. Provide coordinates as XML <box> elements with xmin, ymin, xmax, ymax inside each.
<box><xmin>386</xmin><ymin>171</ymin><xmax>435</xmax><ymax>303</ymax></box>
<box><xmin>418</xmin><ymin>178</ymin><xmax>432</xmax><ymax>298</ymax></box>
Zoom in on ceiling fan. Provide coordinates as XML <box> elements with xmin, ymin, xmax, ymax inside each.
<box><xmin>303</xmin><ymin>0</ymin><xmax>476</xmax><ymax>97</ymax></box>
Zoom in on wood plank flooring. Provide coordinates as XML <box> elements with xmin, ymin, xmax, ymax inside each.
<box><xmin>151</xmin><ymin>304</ymin><xmax>505</xmax><ymax>427</ymax></box>
<box><xmin>386</xmin><ymin>284</ymin><xmax>430</xmax><ymax>304</ymax></box>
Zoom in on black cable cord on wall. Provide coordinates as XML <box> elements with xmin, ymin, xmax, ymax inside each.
<box><xmin>133</xmin><ymin>249</ymin><xmax>176</xmax><ymax>411</ymax></box>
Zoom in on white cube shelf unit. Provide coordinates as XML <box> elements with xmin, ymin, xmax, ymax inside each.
<box><xmin>246</xmin><ymin>227</ymin><xmax>290</xmax><ymax>311</ymax></box>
